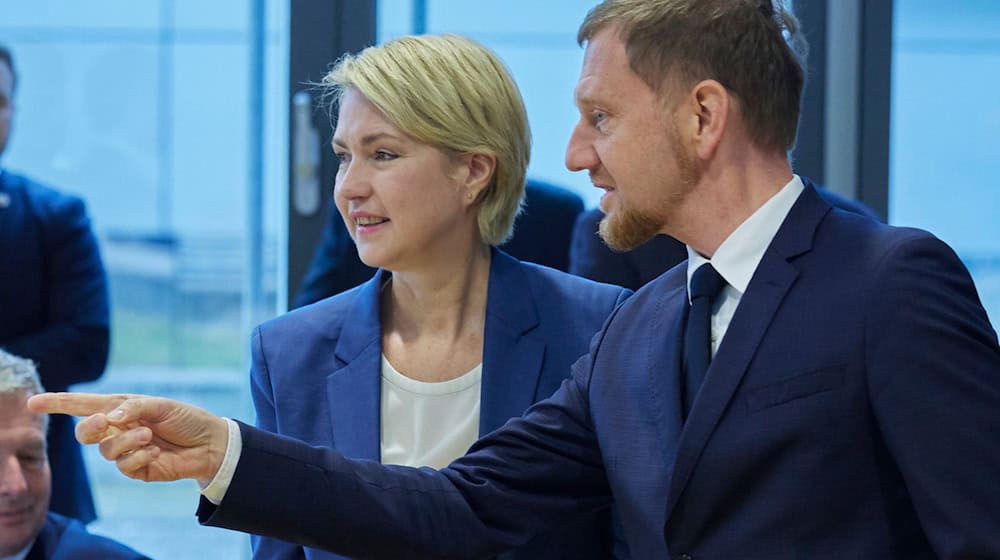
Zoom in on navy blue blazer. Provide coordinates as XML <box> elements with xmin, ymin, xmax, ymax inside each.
<box><xmin>293</xmin><ymin>179</ymin><xmax>585</xmax><ymax>307</ymax></box>
<box><xmin>203</xmin><ymin>181</ymin><xmax>1000</xmax><ymax>559</ymax></box>
<box><xmin>0</xmin><ymin>170</ymin><xmax>108</xmax><ymax>524</ymax></box>
<box><xmin>26</xmin><ymin>513</ymin><xmax>147</xmax><ymax>560</ymax></box>
<box><xmin>250</xmin><ymin>250</ymin><xmax>630</xmax><ymax>559</ymax></box>
<box><xmin>569</xmin><ymin>183</ymin><xmax>881</xmax><ymax>290</ymax></box>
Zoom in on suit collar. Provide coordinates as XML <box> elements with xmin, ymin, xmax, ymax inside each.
<box><xmin>664</xmin><ymin>182</ymin><xmax>832</xmax><ymax>522</ymax></box>
<box><xmin>326</xmin><ymin>271</ymin><xmax>386</xmax><ymax>461</ymax></box>
<box><xmin>332</xmin><ymin>270</ymin><xmax>386</xmax><ymax>363</ymax></box>
<box><xmin>480</xmin><ymin>249</ymin><xmax>546</xmax><ymax>433</ymax></box>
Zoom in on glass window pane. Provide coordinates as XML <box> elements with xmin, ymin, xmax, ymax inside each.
<box><xmin>377</xmin><ymin>0</ymin><xmax>602</xmax><ymax>206</ymax></box>
<box><xmin>0</xmin><ymin>1</ymin><xmax>289</xmax><ymax>556</ymax></box>
<box><xmin>890</xmin><ymin>0</ymin><xmax>1000</xmax><ymax>325</ymax></box>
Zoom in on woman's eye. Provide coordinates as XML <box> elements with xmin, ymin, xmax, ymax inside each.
<box><xmin>373</xmin><ymin>150</ymin><xmax>397</xmax><ymax>161</ymax></box>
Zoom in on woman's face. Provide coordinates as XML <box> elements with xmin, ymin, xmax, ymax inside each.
<box><xmin>332</xmin><ymin>89</ymin><xmax>480</xmax><ymax>272</ymax></box>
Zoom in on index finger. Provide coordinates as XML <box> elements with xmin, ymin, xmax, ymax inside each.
<box><xmin>27</xmin><ymin>392</ymin><xmax>133</xmax><ymax>417</ymax></box>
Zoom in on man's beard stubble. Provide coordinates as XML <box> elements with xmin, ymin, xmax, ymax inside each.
<box><xmin>599</xmin><ymin>133</ymin><xmax>701</xmax><ymax>252</ymax></box>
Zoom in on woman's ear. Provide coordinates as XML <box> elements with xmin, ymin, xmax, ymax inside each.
<box><xmin>457</xmin><ymin>152</ymin><xmax>497</xmax><ymax>205</ymax></box>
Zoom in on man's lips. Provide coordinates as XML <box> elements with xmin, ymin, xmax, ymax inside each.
<box><xmin>0</xmin><ymin>505</ymin><xmax>33</xmax><ymax>523</ymax></box>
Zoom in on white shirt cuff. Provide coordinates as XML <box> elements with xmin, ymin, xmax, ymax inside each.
<box><xmin>199</xmin><ymin>417</ymin><xmax>242</xmax><ymax>505</ymax></box>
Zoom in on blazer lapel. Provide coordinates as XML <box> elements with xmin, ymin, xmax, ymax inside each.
<box><xmin>664</xmin><ymin>185</ymin><xmax>832</xmax><ymax>522</ymax></box>
<box><xmin>644</xmin><ymin>279</ymin><xmax>689</xmax><ymax>473</ymax></box>
<box><xmin>479</xmin><ymin>251</ymin><xmax>545</xmax><ymax>435</ymax></box>
<box><xmin>326</xmin><ymin>271</ymin><xmax>386</xmax><ymax>461</ymax></box>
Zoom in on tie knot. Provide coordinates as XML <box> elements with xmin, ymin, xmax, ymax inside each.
<box><xmin>690</xmin><ymin>263</ymin><xmax>726</xmax><ymax>301</ymax></box>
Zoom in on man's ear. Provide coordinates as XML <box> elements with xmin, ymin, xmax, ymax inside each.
<box><xmin>457</xmin><ymin>152</ymin><xmax>497</xmax><ymax>205</ymax></box>
<box><xmin>683</xmin><ymin>79</ymin><xmax>729</xmax><ymax>161</ymax></box>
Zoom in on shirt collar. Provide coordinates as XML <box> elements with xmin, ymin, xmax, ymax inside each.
<box><xmin>686</xmin><ymin>175</ymin><xmax>805</xmax><ymax>299</ymax></box>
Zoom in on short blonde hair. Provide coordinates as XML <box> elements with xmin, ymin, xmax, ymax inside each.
<box><xmin>323</xmin><ymin>34</ymin><xmax>531</xmax><ymax>245</ymax></box>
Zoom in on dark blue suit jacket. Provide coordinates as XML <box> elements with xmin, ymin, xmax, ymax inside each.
<box><xmin>569</xmin><ymin>183</ymin><xmax>880</xmax><ymax>290</ymax></box>
<box><xmin>293</xmin><ymin>179</ymin><xmax>584</xmax><ymax>307</ymax></box>
<box><xmin>26</xmin><ymin>513</ymin><xmax>147</xmax><ymax>560</ymax></box>
<box><xmin>202</xmin><ymin>182</ymin><xmax>1000</xmax><ymax>559</ymax></box>
<box><xmin>0</xmin><ymin>170</ymin><xmax>108</xmax><ymax>523</ymax></box>
<box><xmin>250</xmin><ymin>250</ymin><xmax>630</xmax><ymax>559</ymax></box>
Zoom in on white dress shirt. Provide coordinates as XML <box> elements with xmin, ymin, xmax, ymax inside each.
<box><xmin>685</xmin><ymin>175</ymin><xmax>805</xmax><ymax>356</ymax></box>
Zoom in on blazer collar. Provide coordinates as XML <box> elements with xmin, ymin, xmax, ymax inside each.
<box><xmin>332</xmin><ymin>270</ymin><xmax>386</xmax><ymax>363</ymax></box>
<box><xmin>480</xmin><ymin>249</ymin><xmax>545</xmax><ymax>434</ymax></box>
<box><xmin>664</xmin><ymin>183</ymin><xmax>832</xmax><ymax>523</ymax></box>
<box><xmin>326</xmin><ymin>271</ymin><xmax>387</xmax><ymax>461</ymax></box>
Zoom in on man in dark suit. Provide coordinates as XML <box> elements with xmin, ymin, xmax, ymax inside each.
<box><xmin>34</xmin><ymin>1</ymin><xmax>1000</xmax><ymax>558</ymax></box>
<box><xmin>569</xmin><ymin>189</ymin><xmax>879</xmax><ymax>290</ymax></box>
<box><xmin>0</xmin><ymin>350</ymin><xmax>145</xmax><ymax>560</ymax></box>
<box><xmin>293</xmin><ymin>178</ymin><xmax>584</xmax><ymax>307</ymax></box>
<box><xmin>0</xmin><ymin>44</ymin><xmax>108</xmax><ymax>524</ymax></box>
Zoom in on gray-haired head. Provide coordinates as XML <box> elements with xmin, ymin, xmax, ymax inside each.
<box><xmin>0</xmin><ymin>349</ymin><xmax>46</xmax><ymax>430</ymax></box>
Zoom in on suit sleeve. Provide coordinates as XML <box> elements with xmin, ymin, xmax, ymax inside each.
<box><xmin>866</xmin><ymin>232</ymin><xmax>1000</xmax><ymax>559</ymax></box>
<box><xmin>248</xmin><ymin>326</ymin><xmax>309</xmax><ymax>559</ymax></box>
<box><xmin>291</xmin><ymin>202</ymin><xmax>375</xmax><ymax>309</ymax></box>
<box><xmin>201</xmin><ymin>347</ymin><xmax>614</xmax><ymax>559</ymax></box>
<box><xmin>0</xmin><ymin>194</ymin><xmax>109</xmax><ymax>389</ymax></box>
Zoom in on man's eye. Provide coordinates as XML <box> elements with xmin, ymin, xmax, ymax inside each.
<box><xmin>334</xmin><ymin>152</ymin><xmax>350</xmax><ymax>164</ymax></box>
<box><xmin>20</xmin><ymin>454</ymin><xmax>45</xmax><ymax>468</ymax></box>
<box><xmin>592</xmin><ymin>111</ymin><xmax>607</xmax><ymax>128</ymax></box>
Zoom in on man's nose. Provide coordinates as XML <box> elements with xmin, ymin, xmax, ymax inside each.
<box><xmin>0</xmin><ymin>456</ymin><xmax>28</xmax><ymax>496</ymax></box>
<box><xmin>565</xmin><ymin>121</ymin><xmax>598</xmax><ymax>173</ymax></box>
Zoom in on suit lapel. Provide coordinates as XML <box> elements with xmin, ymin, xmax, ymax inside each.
<box><xmin>645</xmin><ymin>279</ymin><xmax>689</xmax><ymax>473</ymax></box>
<box><xmin>326</xmin><ymin>271</ymin><xmax>386</xmax><ymax>461</ymax></box>
<box><xmin>664</xmin><ymin>185</ymin><xmax>831</xmax><ymax>522</ymax></box>
<box><xmin>479</xmin><ymin>251</ymin><xmax>545</xmax><ymax>435</ymax></box>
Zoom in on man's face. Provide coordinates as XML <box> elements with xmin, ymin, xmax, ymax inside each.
<box><xmin>0</xmin><ymin>394</ymin><xmax>49</xmax><ymax>557</ymax></box>
<box><xmin>565</xmin><ymin>28</ymin><xmax>700</xmax><ymax>251</ymax></box>
<box><xmin>0</xmin><ymin>59</ymin><xmax>13</xmax><ymax>161</ymax></box>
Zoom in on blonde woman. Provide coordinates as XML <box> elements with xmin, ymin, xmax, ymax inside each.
<box><xmin>250</xmin><ymin>34</ymin><xmax>629</xmax><ymax>559</ymax></box>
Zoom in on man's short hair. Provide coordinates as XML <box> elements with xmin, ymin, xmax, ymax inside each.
<box><xmin>0</xmin><ymin>349</ymin><xmax>46</xmax><ymax>429</ymax></box>
<box><xmin>578</xmin><ymin>0</ymin><xmax>807</xmax><ymax>153</ymax></box>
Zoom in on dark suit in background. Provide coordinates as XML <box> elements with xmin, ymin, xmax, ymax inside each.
<box><xmin>26</xmin><ymin>513</ymin><xmax>148</xmax><ymax>560</ymax></box>
<box><xmin>294</xmin><ymin>179</ymin><xmax>584</xmax><ymax>307</ymax></box>
<box><xmin>251</xmin><ymin>250</ymin><xmax>630</xmax><ymax>559</ymax></box>
<box><xmin>201</xmin><ymin>181</ymin><xmax>1000</xmax><ymax>559</ymax></box>
<box><xmin>570</xmin><ymin>185</ymin><xmax>880</xmax><ymax>290</ymax></box>
<box><xmin>0</xmin><ymin>170</ymin><xmax>108</xmax><ymax>523</ymax></box>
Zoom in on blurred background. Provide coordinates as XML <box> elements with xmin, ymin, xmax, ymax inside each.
<box><xmin>1</xmin><ymin>0</ymin><xmax>996</xmax><ymax>557</ymax></box>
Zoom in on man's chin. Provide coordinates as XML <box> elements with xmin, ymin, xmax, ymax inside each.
<box><xmin>598</xmin><ymin>213</ymin><xmax>659</xmax><ymax>252</ymax></box>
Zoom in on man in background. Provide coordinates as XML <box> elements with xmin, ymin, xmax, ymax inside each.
<box><xmin>0</xmin><ymin>349</ymin><xmax>145</xmax><ymax>559</ymax></box>
<box><xmin>0</xmin><ymin>44</ymin><xmax>109</xmax><ymax>524</ymax></box>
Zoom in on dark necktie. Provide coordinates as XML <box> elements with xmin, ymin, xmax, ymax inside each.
<box><xmin>683</xmin><ymin>263</ymin><xmax>727</xmax><ymax>419</ymax></box>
